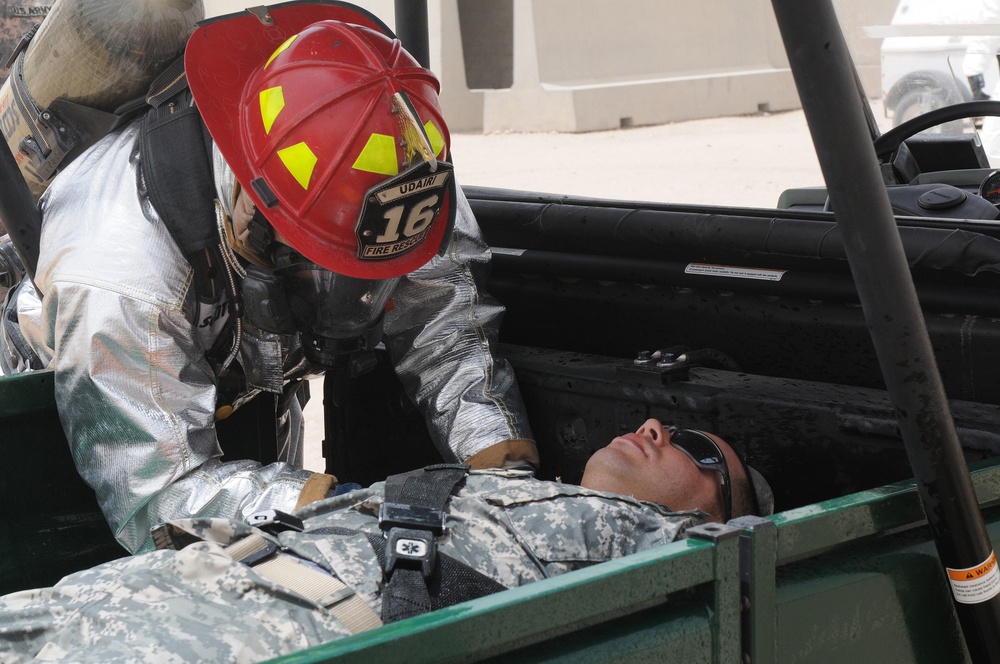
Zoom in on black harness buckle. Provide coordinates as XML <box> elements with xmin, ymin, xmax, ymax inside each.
<box><xmin>379</xmin><ymin>502</ymin><xmax>446</xmax><ymax>577</ymax></box>
<box><xmin>247</xmin><ymin>509</ymin><xmax>304</xmax><ymax>535</ymax></box>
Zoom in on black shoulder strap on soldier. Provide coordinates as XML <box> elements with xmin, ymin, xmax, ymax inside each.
<box><xmin>376</xmin><ymin>463</ymin><xmax>506</xmax><ymax>623</ymax></box>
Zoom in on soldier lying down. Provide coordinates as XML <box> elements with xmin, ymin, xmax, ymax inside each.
<box><xmin>0</xmin><ymin>419</ymin><xmax>772</xmax><ymax>662</ymax></box>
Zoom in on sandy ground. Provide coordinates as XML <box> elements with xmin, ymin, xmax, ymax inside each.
<box><xmin>301</xmin><ymin>103</ymin><xmax>896</xmax><ymax>472</ymax></box>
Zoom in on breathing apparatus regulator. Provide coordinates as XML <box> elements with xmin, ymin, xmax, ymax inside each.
<box><xmin>186</xmin><ymin>4</ymin><xmax>457</xmax><ymax>370</ymax></box>
<box><xmin>236</xmin><ymin>206</ymin><xmax>400</xmax><ymax>369</ymax></box>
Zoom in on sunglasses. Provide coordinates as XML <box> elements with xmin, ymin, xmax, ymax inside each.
<box><xmin>668</xmin><ymin>428</ymin><xmax>732</xmax><ymax>522</ymax></box>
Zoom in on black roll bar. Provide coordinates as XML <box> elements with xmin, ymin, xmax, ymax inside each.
<box><xmin>393</xmin><ymin>0</ymin><xmax>430</xmax><ymax>68</ymax></box>
<box><xmin>0</xmin><ymin>128</ymin><xmax>40</xmax><ymax>278</ymax></box>
<box><xmin>770</xmin><ymin>1</ymin><xmax>1000</xmax><ymax>661</ymax></box>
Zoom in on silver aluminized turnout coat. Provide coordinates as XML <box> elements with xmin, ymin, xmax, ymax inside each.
<box><xmin>0</xmin><ymin>120</ymin><xmax>534</xmax><ymax>553</ymax></box>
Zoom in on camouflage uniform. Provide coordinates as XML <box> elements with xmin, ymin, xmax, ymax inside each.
<box><xmin>0</xmin><ymin>469</ymin><xmax>702</xmax><ymax>662</ymax></box>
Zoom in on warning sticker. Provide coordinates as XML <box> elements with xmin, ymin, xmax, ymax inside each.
<box><xmin>685</xmin><ymin>263</ymin><xmax>785</xmax><ymax>282</ymax></box>
<box><xmin>947</xmin><ymin>551</ymin><xmax>1000</xmax><ymax>604</ymax></box>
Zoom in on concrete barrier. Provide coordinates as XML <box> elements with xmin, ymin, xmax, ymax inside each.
<box><xmin>204</xmin><ymin>0</ymin><xmax>896</xmax><ymax>133</ymax></box>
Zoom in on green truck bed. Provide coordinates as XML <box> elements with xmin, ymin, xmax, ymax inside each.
<box><xmin>2</xmin><ymin>365</ymin><xmax>994</xmax><ymax>662</ymax></box>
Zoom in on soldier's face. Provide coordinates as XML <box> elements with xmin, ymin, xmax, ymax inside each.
<box><xmin>580</xmin><ymin>419</ymin><xmax>742</xmax><ymax>522</ymax></box>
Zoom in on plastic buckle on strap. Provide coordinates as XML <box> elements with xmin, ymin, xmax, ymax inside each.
<box><xmin>242</xmin><ymin>537</ymin><xmax>279</xmax><ymax>566</ymax></box>
<box><xmin>379</xmin><ymin>502</ymin><xmax>446</xmax><ymax>577</ymax></box>
<box><xmin>384</xmin><ymin>528</ymin><xmax>437</xmax><ymax>577</ymax></box>
<box><xmin>247</xmin><ymin>509</ymin><xmax>304</xmax><ymax>535</ymax></box>
<box><xmin>5</xmin><ymin>25</ymin><xmax>38</xmax><ymax>70</ymax></box>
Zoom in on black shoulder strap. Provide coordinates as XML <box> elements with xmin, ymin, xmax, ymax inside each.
<box><xmin>375</xmin><ymin>463</ymin><xmax>506</xmax><ymax>623</ymax></box>
<box><xmin>137</xmin><ymin>54</ymin><xmax>224</xmax><ymax>304</ymax></box>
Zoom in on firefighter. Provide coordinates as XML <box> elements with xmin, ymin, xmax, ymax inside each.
<box><xmin>0</xmin><ymin>4</ymin><xmax>536</xmax><ymax>553</ymax></box>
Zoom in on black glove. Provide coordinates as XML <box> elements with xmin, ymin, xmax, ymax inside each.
<box><xmin>969</xmin><ymin>73</ymin><xmax>991</xmax><ymax>101</ymax></box>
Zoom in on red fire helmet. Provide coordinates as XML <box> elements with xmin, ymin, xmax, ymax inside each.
<box><xmin>186</xmin><ymin>3</ymin><xmax>455</xmax><ymax>279</ymax></box>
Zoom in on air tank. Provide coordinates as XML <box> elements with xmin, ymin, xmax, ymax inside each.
<box><xmin>0</xmin><ymin>0</ymin><xmax>205</xmax><ymax>201</ymax></box>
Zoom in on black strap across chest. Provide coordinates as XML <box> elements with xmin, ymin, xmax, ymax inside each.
<box><xmin>315</xmin><ymin>463</ymin><xmax>506</xmax><ymax>623</ymax></box>
<box><xmin>380</xmin><ymin>463</ymin><xmax>505</xmax><ymax>622</ymax></box>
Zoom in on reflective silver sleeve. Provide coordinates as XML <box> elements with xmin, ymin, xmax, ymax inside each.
<box><xmin>27</xmin><ymin>123</ymin><xmax>313</xmax><ymax>554</ymax></box>
<box><xmin>382</xmin><ymin>185</ymin><xmax>533</xmax><ymax>462</ymax></box>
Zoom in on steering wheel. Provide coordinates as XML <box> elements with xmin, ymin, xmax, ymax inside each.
<box><xmin>872</xmin><ymin>100</ymin><xmax>1000</xmax><ymax>162</ymax></box>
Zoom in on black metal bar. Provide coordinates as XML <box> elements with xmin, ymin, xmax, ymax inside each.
<box><xmin>471</xmin><ymin>197</ymin><xmax>1000</xmax><ymax>273</ymax></box>
<box><xmin>0</xmin><ymin>128</ymin><xmax>40</xmax><ymax>278</ymax></box>
<box><xmin>393</xmin><ymin>0</ymin><xmax>430</xmax><ymax>68</ymax></box>
<box><xmin>770</xmin><ymin>1</ymin><xmax>1000</xmax><ymax>661</ymax></box>
<box><xmin>488</xmin><ymin>250</ymin><xmax>1000</xmax><ymax>318</ymax></box>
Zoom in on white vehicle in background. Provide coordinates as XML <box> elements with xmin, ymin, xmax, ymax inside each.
<box><xmin>879</xmin><ymin>0</ymin><xmax>997</xmax><ymax>129</ymax></box>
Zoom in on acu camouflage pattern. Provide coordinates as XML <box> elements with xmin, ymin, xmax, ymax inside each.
<box><xmin>0</xmin><ymin>469</ymin><xmax>703</xmax><ymax>662</ymax></box>
<box><xmin>0</xmin><ymin>2</ymin><xmax>49</xmax><ymax>81</ymax></box>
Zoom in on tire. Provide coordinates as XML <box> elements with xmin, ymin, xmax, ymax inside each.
<box><xmin>893</xmin><ymin>88</ymin><xmax>969</xmax><ymax>133</ymax></box>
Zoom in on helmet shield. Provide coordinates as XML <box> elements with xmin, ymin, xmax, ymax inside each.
<box><xmin>355</xmin><ymin>159</ymin><xmax>456</xmax><ymax>264</ymax></box>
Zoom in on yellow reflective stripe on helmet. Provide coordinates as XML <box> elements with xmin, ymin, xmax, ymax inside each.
<box><xmin>266</xmin><ymin>35</ymin><xmax>298</xmax><ymax>69</ymax></box>
<box><xmin>424</xmin><ymin>121</ymin><xmax>445</xmax><ymax>157</ymax></box>
<box><xmin>260</xmin><ymin>86</ymin><xmax>285</xmax><ymax>134</ymax></box>
<box><xmin>278</xmin><ymin>142</ymin><xmax>318</xmax><ymax>189</ymax></box>
<box><xmin>352</xmin><ymin>133</ymin><xmax>399</xmax><ymax>176</ymax></box>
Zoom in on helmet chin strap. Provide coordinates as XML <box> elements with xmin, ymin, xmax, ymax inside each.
<box><xmin>226</xmin><ymin>185</ymin><xmax>275</xmax><ymax>267</ymax></box>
